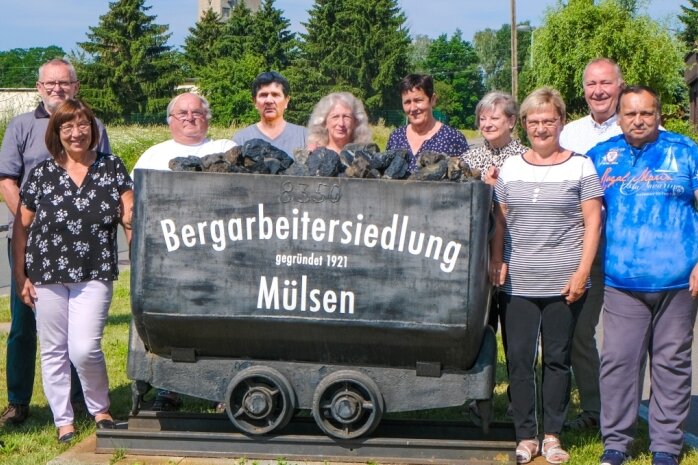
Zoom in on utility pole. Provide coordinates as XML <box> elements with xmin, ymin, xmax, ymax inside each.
<box><xmin>510</xmin><ymin>0</ymin><xmax>518</xmax><ymax>99</ymax></box>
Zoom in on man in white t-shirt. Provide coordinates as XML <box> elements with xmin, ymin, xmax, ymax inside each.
<box><xmin>133</xmin><ymin>92</ymin><xmax>235</xmax><ymax>172</ymax></box>
<box><xmin>559</xmin><ymin>58</ymin><xmax>624</xmax><ymax>432</ymax></box>
<box><xmin>132</xmin><ymin>92</ymin><xmax>234</xmax><ymax>411</ymax></box>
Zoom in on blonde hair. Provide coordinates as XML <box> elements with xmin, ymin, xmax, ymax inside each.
<box><xmin>519</xmin><ymin>87</ymin><xmax>566</xmax><ymax>125</ymax></box>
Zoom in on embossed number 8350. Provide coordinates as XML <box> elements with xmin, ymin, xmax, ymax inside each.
<box><xmin>279</xmin><ymin>181</ymin><xmax>341</xmax><ymax>203</ymax></box>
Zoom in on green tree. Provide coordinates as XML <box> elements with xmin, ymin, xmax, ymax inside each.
<box><xmin>473</xmin><ymin>23</ymin><xmax>533</xmax><ymax>94</ymax></box>
<box><xmin>218</xmin><ymin>1</ymin><xmax>255</xmax><ymax>59</ymax></box>
<box><xmin>424</xmin><ymin>31</ymin><xmax>485</xmax><ymax>128</ymax></box>
<box><xmin>292</xmin><ymin>0</ymin><xmax>410</xmax><ymax>122</ymax></box>
<box><xmin>184</xmin><ymin>8</ymin><xmax>225</xmax><ymax>74</ymax></box>
<box><xmin>198</xmin><ymin>53</ymin><xmax>264</xmax><ymax>126</ymax></box>
<box><xmin>76</xmin><ymin>0</ymin><xmax>182</xmax><ymax>122</ymax></box>
<box><xmin>679</xmin><ymin>0</ymin><xmax>698</xmax><ymax>49</ymax></box>
<box><xmin>408</xmin><ymin>34</ymin><xmax>432</xmax><ymax>72</ymax></box>
<box><xmin>189</xmin><ymin>0</ymin><xmax>295</xmax><ymax>124</ymax></box>
<box><xmin>251</xmin><ymin>0</ymin><xmax>297</xmax><ymax>70</ymax></box>
<box><xmin>523</xmin><ymin>0</ymin><xmax>686</xmax><ymax>117</ymax></box>
<box><xmin>0</xmin><ymin>47</ymin><xmax>66</xmax><ymax>87</ymax></box>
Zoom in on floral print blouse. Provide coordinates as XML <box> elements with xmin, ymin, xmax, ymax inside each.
<box><xmin>387</xmin><ymin>123</ymin><xmax>470</xmax><ymax>172</ymax></box>
<box><xmin>460</xmin><ymin>138</ymin><xmax>528</xmax><ymax>180</ymax></box>
<box><xmin>20</xmin><ymin>152</ymin><xmax>133</xmax><ymax>285</ymax></box>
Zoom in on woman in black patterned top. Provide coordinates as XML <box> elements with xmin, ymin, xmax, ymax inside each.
<box><xmin>12</xmin><ymin>99</ymin><xmax>133</xmax><ymax>443</ymax></box>
<box><xmin>463</xmin><ymin>92</ymin><xmax>528</xmax><ymax>427</ymax></box>
<box><xmin>461</xmin><ymin>91</ymin><xmax>528</xmax><ymax>186</ymax></box>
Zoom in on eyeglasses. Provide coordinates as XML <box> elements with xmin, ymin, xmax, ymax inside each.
<box><xmin>170</xmin><ymin>110</ymin><xmax>207</xmax><ymax>121</ymax></box>
<box><xmin>525</xmin><ymin>117</ymin><xmax>559</xmax><ymax>129</ymax></box>
<box><xmin>38</xmin><ymin>81</ymin><xmax>77</xmax><ymax>90</ymax></box>
<box><xmin>59</xmin><ymin>122</ymin><xmax>91</xmax><ymax>135</ymax></box>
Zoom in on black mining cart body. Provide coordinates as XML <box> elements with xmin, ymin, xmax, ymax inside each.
<box><xmin>127</xmin><ymin>169</ymin><xmax>497</xmax><ymax>441</ymax></box>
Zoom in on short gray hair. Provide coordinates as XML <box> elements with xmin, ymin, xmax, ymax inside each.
<box><xmin>307</xmin><ymin>92</ymin><xmax>372</xmax><ymax>147</ymax></box>
<box><xmin>475</xmin><ymin>91</ymin><xmax>519</xmax><ymax>131</ymax></box>
<box><xmin>38</xmin><ymin>58</ymin><xmax>77</xmax><ymax>82</ymax></box>
<box><xmin>583</xmin><ymin>57</ymin><xmax>624</xmax><ymax>85</ymax></box>
<box><xmin>166</xmin><ymin>92</ymin><xmax>212</xmax><ymax>124</ymax></box>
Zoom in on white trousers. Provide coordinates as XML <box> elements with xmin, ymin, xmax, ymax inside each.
<box><xmin>35</xmin><ymin>280</ymin><xmax>113</xmax><ymax>427</ymax></box>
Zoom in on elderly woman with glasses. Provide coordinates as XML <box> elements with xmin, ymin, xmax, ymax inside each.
<box><xmin>462</xmin><ymin>91</ymin><xmax>528</xmax><ymax>186</ymax></box>
<box><xmin>12</xmin><ymin>98</ymin><xmax>133</xmax><ymax>443</ymax></box>
<box><xmin>490</xmin><ymin>87</ymin><xmax>603</xmax><ymax>464</ymax></box>
<box><xmin>306</xmin><ymin>92</ymin><xmax>372</xmax><ymax>153</ymax></box>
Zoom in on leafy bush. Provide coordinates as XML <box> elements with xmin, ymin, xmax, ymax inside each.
<box><xmin>663</xmin><ymin>118</ymin><xmax>698</xmax><ymax>144</ymax></box>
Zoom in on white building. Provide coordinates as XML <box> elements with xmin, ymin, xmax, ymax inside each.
<box><xmin>198</xmin><ymin>0</ymin><xmax>261</xmax><ymax>20</ymax></box>
<box><xmin>0</xmin><ymin>89</ymin><xmax>40</xmax><ymax>120</ymax></box>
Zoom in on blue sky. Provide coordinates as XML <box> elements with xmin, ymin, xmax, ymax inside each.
<box><xmin>0</xmin><ymin>0</ymin><xmax>686</xmax><ymax>53</ymax></box>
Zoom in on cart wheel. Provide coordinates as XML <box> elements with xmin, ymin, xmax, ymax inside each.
<box><xmin>130</xmin><ymin>380</ymin><xmax>151</xmax><ymax>415</ymax></box>
<box><xmin>225</xmin><ymin>366</ymin><xmax>296</xmax><ymax>435</ymax></box>
<box><xmin>311</xmin><ymin>370</ymin><xmax>384</xmax><ymax>439</ymax></box>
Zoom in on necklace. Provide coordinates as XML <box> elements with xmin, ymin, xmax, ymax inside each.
<box><xmin>530</xmin><ymin>151</ymin><xmax>560</xmax><ymax>203</ymax></box>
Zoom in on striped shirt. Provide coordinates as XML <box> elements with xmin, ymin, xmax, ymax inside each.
<box><xmin>494</xmin><ymin>153</ymin><xmax>603</xmax><ymax>296</ymax></box>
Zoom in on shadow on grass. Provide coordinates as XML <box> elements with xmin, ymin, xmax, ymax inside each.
<box><xmin>107</xmin><ymin>312</ymin><xmax>132</xmax><ymax>326</ymax></box>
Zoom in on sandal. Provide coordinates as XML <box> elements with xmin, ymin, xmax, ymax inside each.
<box><xmin>516</xmin><ymin>438</ymin><xmax>540</xmax><ymax>464</ymax></box>
<box><xmin>542</xmin><ymin>436</ymin><xmax>570</xmax><ymax>464</ymax></box>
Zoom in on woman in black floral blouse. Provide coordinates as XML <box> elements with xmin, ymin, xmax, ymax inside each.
<box><xmin>12</xmin><ymin>99</ymin><xmax>133</xmax><ymax>443</ymax></box>
<box><xmin>461</xmin><ymin>91</ymin><xmax>528</xmax><ymax>186</ymax></box>
<box><xmin>463</xmin><ymin>91</ymin><xmax>528</xmax><ymax>427</ymax></box>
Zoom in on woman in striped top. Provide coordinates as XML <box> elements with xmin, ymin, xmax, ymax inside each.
<box><xmin>490</xmin><ymin>87</ymin><xmax>603</xmax><ymax>464</ymax></box>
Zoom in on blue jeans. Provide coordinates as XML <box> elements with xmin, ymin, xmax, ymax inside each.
<box><xmin>6</xmin><ymin>239</ymin><xmax>36</xmax><ymax>405</ymax></box>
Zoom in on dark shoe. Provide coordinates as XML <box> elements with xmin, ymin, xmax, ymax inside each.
<box><xmin>58</xmin><ymin>431</ymin><xmax>76</xmax><ymax>444</ymax></box>
<box><xmin>96</xmin><ymin>419</ymin><xmax>115</xmax><ymax>429</ymax></box>
<box><xmin>151</xmin><ymin>390</ymin><xmax>182</xmax><ymax>412</ymax></box>
<box><xmin>600</xmin><ymin>449</ymin><xmax>628</xmax><ymax>465</ymax></box>
<box><xmin>564</xmin><ymin>411</ymin><xmax>599</xmax><ymax>431</ymax></box>
<box><xmin>652</xmin><ymin>452</ymin><xmax>679</xmax><ymax>465</ymax></box>
<box><xmin>0</xmin><ymin>404</ymin><xmax>29</xmax><ymax>426</ymax></box>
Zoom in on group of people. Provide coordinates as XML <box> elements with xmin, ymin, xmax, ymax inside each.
<box><xmin>464</xmin><ymin>58</ymin><xmax>697</xmax><ymax>465</ymax></box>
<box><xmin>0</xmin><ymin>59</ymin><xmax>130</xmax><ymax>443</ymax></box>
<box><xmin>0</xmin><ymin>57</ymin><xmax>695</xmax><ymax>465</ymax></box>
<box><xmin>0</xmin><ymin>62</ymin><xmax>470</xmax><ymax>443</ymax></box>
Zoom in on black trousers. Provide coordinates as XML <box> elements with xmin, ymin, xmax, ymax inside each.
<box><xmin>500</xmin><ymin>293</ymin><xmax>583</xmax><ymax>440</ymax></box>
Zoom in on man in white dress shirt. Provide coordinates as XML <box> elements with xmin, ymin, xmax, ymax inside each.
<box><xmin>559</xmin><ymin>58</ymin><xmax>624</xmax><ymax>431</ymax></box>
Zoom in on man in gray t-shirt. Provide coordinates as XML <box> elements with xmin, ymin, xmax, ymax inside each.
<box><xmin>233</xmin><ymin>71</ymin><xmax>306</xmax><ymax>158</ymax></box>
<box><xmin>0</xmin><ymin>59</ymin><xmax>110</xmax><ymax>426</ymax></box>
